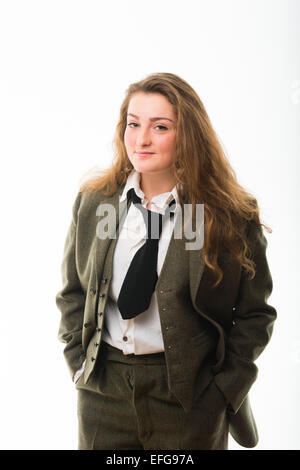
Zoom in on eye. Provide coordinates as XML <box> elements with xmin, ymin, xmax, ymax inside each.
<box><xmin>127</xmin><ymin>122</ymin><xmax>168</xmax><ymax>131</ymax></box>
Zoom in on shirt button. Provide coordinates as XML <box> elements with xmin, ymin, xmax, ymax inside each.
<box><xmin>123</xmin><ymin>336</ymin><xmax>128</xmax><ymax>342</ymax></box>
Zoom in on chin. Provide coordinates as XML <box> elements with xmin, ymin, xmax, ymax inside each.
<box><xmin>135</xmin><ymin>165</ymin><xmax>159</xmax><ymax>174</ymax></box>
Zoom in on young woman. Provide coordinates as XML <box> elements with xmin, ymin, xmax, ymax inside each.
<box><xmin>56</xmin><ymin>72</ymin><xmax>277</xmax><ymax>450</ymax></box>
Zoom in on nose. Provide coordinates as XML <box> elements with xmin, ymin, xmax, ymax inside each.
<box><xmin>136</xmin><ymin>126</ymin><xmax>152</xmax><ymax>147</ymax></box>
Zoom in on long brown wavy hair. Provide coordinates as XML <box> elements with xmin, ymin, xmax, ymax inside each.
<box><xmin>80</xmin><ymin>72</ymin><xmax>271</xmax><ymax>287</ymax></box>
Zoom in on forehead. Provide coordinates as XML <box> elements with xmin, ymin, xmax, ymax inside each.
<box><xmin>127</xmin><ymin>92</ymin><xmax>175</xmax><ymax>118</ymax></box>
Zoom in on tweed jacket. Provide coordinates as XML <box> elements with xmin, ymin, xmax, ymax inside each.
<box><xmin>56</xmin><ymin>184</ymin><xmax>277</xmax><ymax>448</ymax></box>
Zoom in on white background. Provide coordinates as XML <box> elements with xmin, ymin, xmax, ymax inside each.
<box><xmin>0</xmin><ymin>0</ymin><xmax>299</xmax><ymax>450</ymax></box>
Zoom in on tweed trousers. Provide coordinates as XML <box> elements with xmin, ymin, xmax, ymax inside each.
<box><xmin>75</xmin><ymin>341</ymin><xmax>229</xmax><ymax>450</ymax></box>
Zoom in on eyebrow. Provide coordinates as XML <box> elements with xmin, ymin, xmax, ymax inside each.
<box><xmin>127</xmin><ymin>113</ymin><xmax>175</xmax><ymax>123</ymax></box>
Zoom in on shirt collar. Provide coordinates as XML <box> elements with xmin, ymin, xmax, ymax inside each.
<box><xmin>120</xmin><ymin>169</ymin><xmax>180</xmax><ymax>213</ymax></box>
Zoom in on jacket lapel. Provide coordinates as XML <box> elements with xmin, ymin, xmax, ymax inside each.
<box><xmin>189</xmin><ymin>246</ymin><xmax>206</xmax><ymax>310</ymax></box>
<box><xmin>93</xmin><ymin>186</ymin><xmax>128</xmax><ymax>287</ymax></box>
<box><xmin>156</xmin><ymin>211</ymin><xmax>206</xmax><ymax>305</ymax></box>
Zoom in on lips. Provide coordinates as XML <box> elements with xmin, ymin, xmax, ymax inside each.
<box><xmin>136</xmin><ymin>152</ymin><xmax>154</xmax><ymax>157</ymax></box>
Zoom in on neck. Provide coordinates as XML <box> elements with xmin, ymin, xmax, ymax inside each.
<box><xmin>139</xmin><ymin>171</ymin><xmax>176</xmax><ymax>201</ymax></box>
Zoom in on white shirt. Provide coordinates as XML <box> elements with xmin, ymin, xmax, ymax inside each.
<box><xmin>101</xmin><ymin>169</ymin><xmax>180</xmax><ymax>355</ymax></box>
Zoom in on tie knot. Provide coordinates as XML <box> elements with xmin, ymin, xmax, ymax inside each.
<box><xmin>127</xmin><ymin>188</ymin><xmax>175</xmax><ymax>239</ymax></box>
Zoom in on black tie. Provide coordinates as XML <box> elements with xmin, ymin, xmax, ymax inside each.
<box><xmin>117</xmin><ymin>187</ymin><xmax>176</xmax><ymax>320</ymax></box>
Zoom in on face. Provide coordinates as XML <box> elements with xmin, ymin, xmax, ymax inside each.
<box><xmin>124</xmin><ymin>92</ymin><xmax>177</xmax><ymax>178</ymax></box>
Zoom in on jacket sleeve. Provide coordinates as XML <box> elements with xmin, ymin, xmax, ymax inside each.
<box><xmin>213</xmin><ymin>220</ymin><xmax>277</xmax><ymax>414</ymax></box>
<box><xmin>55</xmin><ymin>191</ymin><xmax>86</xmax><ymax>380</ymax></box>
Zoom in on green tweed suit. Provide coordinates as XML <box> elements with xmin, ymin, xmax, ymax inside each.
<box><xmin>56</xmin><ymin>184</ymin><xmax>276</xmax><ymax>448</ymax></box>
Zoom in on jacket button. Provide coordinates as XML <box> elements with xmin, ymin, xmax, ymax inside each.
<box><xmin>99</xmin><ymin>293</ymin><xmax>106</xmax><ymax>298</ymax></box>
<box><xmin>98</xmin><ymin>312</ymin><xmax>103</xmax><ymax>317</ymax></box>
<box><xmin>123</xmin><ymin>336</ymin><xmax>128</xmax><ymax>342</ymax></box>
<box><xmin>102</xmin><ymin>278</ymin><xmax>108</xmax><ymax>284</ymax></box>
<box><xmin>91</xmin><ymin>357</ymin><xmax>95</xmax><ymax>362</ymax></box>
<box><xmin>84</xmin><ymin>323</ymin><xmax>90</xmax><ymax>328</ymax></box>
<box><xmin>89</xmin><ymin>287</ymin><xmax>96</xmax><ymax>296</ymax></box>
<box><xmin>94</xmin><ymin>342</ymin><xmax>99</xmax><ymax>347</ymax></box>
<box><xmin>96</xmin><ymin>327</ymin><xmax>101</xmax><ymax>332</ymax></box>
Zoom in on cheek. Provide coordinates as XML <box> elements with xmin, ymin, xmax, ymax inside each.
<box><xmin>124</xmin><ymin>129</ymin><xmax>135</xmax><ymax>149</ymax></box>
<box><xmin>159</xmin><ymin>134</ymin><xmax>176</xmax><ymax>154</ymax></box>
